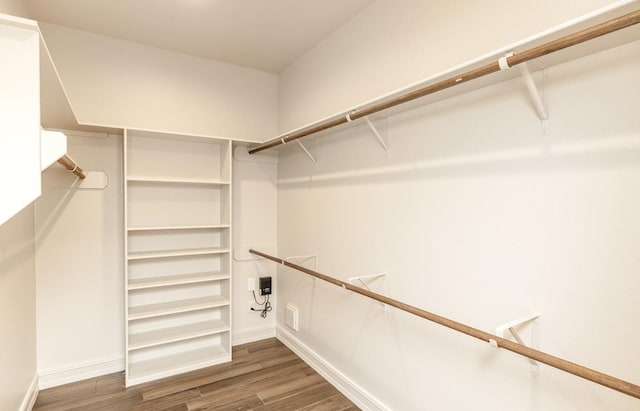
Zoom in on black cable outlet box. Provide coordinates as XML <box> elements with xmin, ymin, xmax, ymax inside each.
<box><xmin>259</xmin><ymin>276</ymin><xmax>272</xmax><ymax>296</ymax></box>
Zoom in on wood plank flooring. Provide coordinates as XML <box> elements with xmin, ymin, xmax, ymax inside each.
<box><xmin>33</xmin><ymin>338</ymin><xmax>358</xmax><ymax>411</ymax></box>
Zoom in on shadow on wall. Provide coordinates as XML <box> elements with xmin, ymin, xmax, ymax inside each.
<box><xmin>277</xmin><ymin>130</ymin><xmax>640</xmax><ymax>189</ymax></box>
<box><xmin>276</xmin><ymin>40</ymin><xmax>640</xmax><ymax>189</ymax></box>
<box><xmin>0</xmin><ymin>206</ymin><xmax>35</xmax><ymax>278</ymax></box>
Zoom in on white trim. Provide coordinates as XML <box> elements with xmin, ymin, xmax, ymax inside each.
<box><xmin>276</xmin><ymin>325</ymin><xmax>390</xmax><ymax>411</ymax></box>
<box><xmin>19</xmin><ymin>373</ymin><xmax>39</xmax><ymax>411</ymax></box>
<box><xmin>38</xmin><ymin>357</ymin><xmax>124</xmax><ymax>389</ymax></box>
<box><xmin>0</xmin><ymin>12</ymin><xmax>38</xmax><ymax>30</ymax></box>
<box><xmin>232</xmin><ymin>324</ymin><xmax>276</xmax><ymax>346</ymax></box>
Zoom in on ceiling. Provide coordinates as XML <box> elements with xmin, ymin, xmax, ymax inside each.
<box><xmin>27</xmin><ymin>0</ymin><xmax>375</xmax><ymax>73</ymax></box>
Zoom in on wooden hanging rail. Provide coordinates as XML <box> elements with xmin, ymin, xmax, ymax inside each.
<box><xmin>249</xmin><ymin>9</ymin><xmax>640</xmax><ymax>154</ymax></box>
<box><xmin>57</xmin><ymin>154</ymin><xmax>86</xmax><ymax>179</ymax></box>
<box><xmin>248</xmin><ymin>248</ymin><xmax>640</xmax><ymax>400</ymax></box>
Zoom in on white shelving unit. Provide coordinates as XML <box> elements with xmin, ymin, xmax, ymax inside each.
<box><xmin>124</xmin><ymin>129</ymin><xmax>232</xmax><ymax>386</ymax></box>
<box><xmin>0</xmin><ymin>14</ymin><xmax>41</xmax><ymax>226</ymax></box>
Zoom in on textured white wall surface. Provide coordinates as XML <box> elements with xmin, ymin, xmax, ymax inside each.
<box><xmin>276</xmin><ymin>39</ymin><xmax>640</xmax><ymax>409</ymax></box>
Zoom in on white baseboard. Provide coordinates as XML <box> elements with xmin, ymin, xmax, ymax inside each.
<box><xmin>19</xmin><ymin>373</ymin><xmax>39</xmax><ymax>411</ymax></box>
<box><xmin>276</xmin><ymin>326</ymin><xmax>389</xmax><ymax>411</ymax></box>
<box><xmin>38</xmin><ymin>357</ymin><xmax>124</xmax><ymax>389</ymax></box>
<box><xmin>232</xmin><ymin>324</ymin><xmax>276</xmax><ymax>346</ymax></box>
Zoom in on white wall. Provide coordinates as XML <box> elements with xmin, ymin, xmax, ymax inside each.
<box><xmin>0</xmin><ymin>0</ymin><xmax>31</xmax><ymax>18</ymax></box>
<box><xmin>35</xmin><ymin>131</ymin><xmax>124</xmax><ymax>388</ymax></box>
<box><xmin>0</xmin><ymin>205</ymin><xmax>37</xmax><ymax>410</ymax></box>
<box><xmin>276</xmin><ymin>39</ymin><xmax>640</xmax><ymax>410</ymax></box>
<box><xmin>278</xmin><ymin>0</ymin><xmax>624</xmax><ymax>132</ymax></box>
<box><xmin>39</xmin><ymin>23</ymin><xmax>278</xmax><ymax>141</ymax></box>
<box><xmin>232</xmin><ymin>148</ymin><xmax>279</xmax><ymax>343</ymax></box>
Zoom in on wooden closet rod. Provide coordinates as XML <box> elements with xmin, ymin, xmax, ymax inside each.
<box><xmin>57</xmin><ymin>154</ymin><xmax>86</xmax><ymax>179</ymax></box>
<box><xmin>249</xmin><ymin>9</ymin><xmax>640</xmax><ymax>155</ymax></box>
<box><xmin>248</xmin><ymin>248</ymin><xmax>640</xmax><ymax>400</ymax></box>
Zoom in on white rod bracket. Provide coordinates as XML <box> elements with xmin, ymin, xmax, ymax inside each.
<box><xmin>296</xmin><ymin>140</ymin><xmax>317</xmax><ymax>165</ymax></box>
<box><xmin>285</xmin><ymin>254</ymin><xmax>317</xmax><ymax>271</ymax></box>
<box><xmin>347</xmin><ymin>273</ymin><xmax>387</xmax><ymax>284</ymax></box>
<box><xmin>364</xmin><ymin>116</ymin><xmax>389</xmax><ymax>152</ymax></box>
<box><xmin>498</xmin><ymin>51</ymin><xmax>515</xmax><ymax>71</ymax></box>
<box><xmin>348</xmin><ymin>273</ymin><xmax>387</xmax><ymax>311</ymax></box>
<box><xmin>518</xmin><ymin>62</ymin><xmax>549</xmax><ymax>121</ymax></box>
<box><xmin>496</xmin><ymin>313</ymin><xmax>540</xmax><ymax>367</ymax></box>
<box><xmin>285</xmin><ymin>254</ymin><xmax>317</xmax><ymax>262</ymax></box>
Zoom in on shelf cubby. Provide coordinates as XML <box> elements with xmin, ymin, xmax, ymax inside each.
<box><xmin>127</xmin><ymin>334</ymin><xmax>231</xmax><ymax>386</ymax></box>
<box><xmin>128</xmin><ymin>271</ymin><xmax>229</xmax><ymax>291</ymax></box>
<box><xmin>128</xmin><ymin>253</ymin><xmax>229</xmax><ymax>284</ymax></box>
<box><xmin>128</xmin><ymin>281</ymin><xmax>229</xmax><ymax>319</ymax></box>
<box><xmin>127</xmin><ymin>181</ymin><xmax>230</xmax><ymax>227</ymax></box>
<box><xmin>126</xmin><ymin>130</ymin><xmax>231</xmax><ymax>183</ymax></box>
<box><xmin>128</xmin><ymin>294</ymin><xmax>229</xmax><ymax>321</ymax></box>
<box><xmin>128</xmin><ymin>226</ymin><xmax>229</xmax><ymax>256</ymax></box>
<box><xmin>128</xmin><ymin>307</ymin><xmax>230</xmax><ymax>351</ymax></box>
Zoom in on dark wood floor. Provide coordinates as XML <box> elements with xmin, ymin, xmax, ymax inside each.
<box><xmin>33</xmin><ymin>338</ymin><xmax>358</xmax><ymax>411</ymax></box>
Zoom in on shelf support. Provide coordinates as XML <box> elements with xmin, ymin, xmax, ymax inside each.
<box><xmin>296</xmin><ymin>140</ymin><xmax>317</xmax><ymax>165</ymax></box>
<box><xmin>518</xmin><ymin>63</ymin><xmax>548</xmax><ymax>121</ymax></box>
<box><xmin>494</xmin><ymin>313</ymin><xmax>540</xmax><ymax>367</ymax></box>
<box><xmin>364</xmin><ymin>116</ymin><xmax>389</xmax><ymax>152</ymax></box>
<box><xmin>499</xmin><ymin>52</ymin><xmax>548</xmax><ymax>121</ymax></box>
<box><xmin>286</xmin><ymin>254</ymin><xmax>318</xmax><ymax>285</ymax></box>
<box><xmin>285</xmin><ymin>254</ymin><xmax>317</xmax><ymax>270</ymax></box>
<box><xmin>348</xmin><ymin>273</ymin><xmax>387</xmax><ymax>311</ymax></box>
<box><xmin>347</xmin><ymin>273</ymin><xmax>387</xmax><ymax>289</ymax></box>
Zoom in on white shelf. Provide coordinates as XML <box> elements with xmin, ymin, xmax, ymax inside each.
<box><xmin>128</xmin><ymin>344</ymin><xmax>230</xmax><ymax>386</ymax></box>
<box><xmin>128</xmin><ymin>319</ymin><xmax>229</xmax><ymax>351</ymax></box>
<box><xmin>128</xmin><ymin>296</ymin><xmax>229</xmax><ymax>320</ymax></box>
<box><xmin>127</xmin><ymin>224</ymin><xmax>230</xmax><ymax>232</ymax></box>
<box><xmin>127</xmin><ymin>247</ymin><xmax>230</xmax><ymax>261</ymax></box>
<box><xmin>127</xmin><ymin>176</ymin><xmax>229</xmax><ymax>185</ymax></box>
<box><xmin>128</xmin><ymin>272</ymin><xmax>229</xmax><ymax>290</ymax></box>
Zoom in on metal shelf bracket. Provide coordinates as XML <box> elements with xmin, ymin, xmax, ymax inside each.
<box><xmin>348</xmin><ymin>273</ymin><xmax>388</xmax><ymax>311</ymax></box>
<box><xmin>499</xmin><ymin>52</ymin><xmax>549</xmax><ymax>122</ymax></box>
<box><xmin>296</xmin><ymin>140</ymin><xmax>317</xmax><ymax>165</ymax></box>
<box><xmin>285</xmin><ymin>254</ymin><xmax>317</xmax><ymax>269</ymax></box>
<box><xmin>494</xmin><ymin>313</ymin><xmax>540</xmax><ymax>368</ymax></box>
<box><xmin>364</xmin><ymin>116</ymin><xmax>389</xmax><ymax>152</ymax></box>
<box><xmin>518</xmin><ymin>62</ymin><xmax>549</xmax><ymax>121</ymax></box>
<box><xmin>498</xmin><ymin>51</ymin><xmax>549</xmax><ymax>120</ymax></box>
<box><xmin>286</xmin><ymin>254</ymin><xmax>318</xmax><ymax>284</ymax></box>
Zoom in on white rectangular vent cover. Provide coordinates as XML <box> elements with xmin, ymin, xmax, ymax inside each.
<box><xmin>285</xmin><ymin>304</ymin><xmax>299</xmax><ymax>331</ymax></box>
